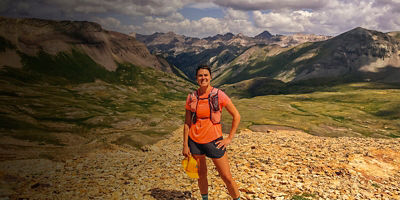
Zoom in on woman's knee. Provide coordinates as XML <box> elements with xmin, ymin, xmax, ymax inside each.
<box><xmin>195</xmin><ymin>156</ymin><xmax>207</xmax><ymax>177</ymax></box>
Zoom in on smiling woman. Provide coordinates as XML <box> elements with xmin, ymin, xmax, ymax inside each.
<box><xmin>182</xmin><ymin>65</ymin><xmax>241</xmax><ymax>200</ymax></box>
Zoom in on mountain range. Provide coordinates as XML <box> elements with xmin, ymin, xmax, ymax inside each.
<box><xmin>136</xmin><ymin>27</ymin><xmax>400</xmax><ymax>98</ymax></box>
<box><xmin>134</xmin><ymin>31</ymin><xmax>331</xmax><ymax>80</ymax></box>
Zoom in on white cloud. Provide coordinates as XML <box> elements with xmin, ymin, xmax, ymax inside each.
<box><xmin>252</xmin><ymin>0</ymin><xmax>400</xmax><ymax>35</ymax></box>
<box><xmin>253</xmin><ymin>10</ymin><xmax>311</xmax><ymax>33</ymax></box>
<box><xmin>93</xmin><ymin>16</ymin><xmax>137</xmax><ymax>33</ymax></box>
<box><xmin>94</xmin><ymin>16</ymin><xmax>121</xmax><ymax>28</ymax></box>
<box><xmin>225</xmin><ymin>7</ymin><xmax>248</xmax><ymax>20</ymax></box>
<box><xmin>138</xmin><ymin>7</ymin><xmax>264</xmax><ymax>38</ymax></box>
<box><xmin>213</xmin><ymin>0</ymin><xmax>326</xmax><ymax>11</ymax></box>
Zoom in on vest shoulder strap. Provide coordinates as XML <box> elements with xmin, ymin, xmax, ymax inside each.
<box><xmin>209</xmin><ymin>87</ymin><xmax>219</xmax><ymax>96</ymax></box>
<box><xmin>191</xmin><ymin>88</ymin><xmax>219</xmax><ymax>99</ymax></box>
<box><xmin>190</xmin><ymin>90</ymin><xmax>198</xmax><ymax>99</ymax></box>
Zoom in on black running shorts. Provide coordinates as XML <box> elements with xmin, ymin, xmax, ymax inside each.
<box><xmin>188</xmin><ymin>136</ymin><xmax>226</xmax><ymax>158</ymax></box>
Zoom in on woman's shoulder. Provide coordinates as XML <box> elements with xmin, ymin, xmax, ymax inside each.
<box><xmin>213</xmin><ymin>88</ymin><xmax>231</xmax><ymax>106</ymax></box>
<box><xmin>214</xmin><ymin>87</ymin><xmax>228</xmax><ymax>96</ymax></box>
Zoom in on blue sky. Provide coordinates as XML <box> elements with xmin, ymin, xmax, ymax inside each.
<box><xmin>1</xmin><ymin>0</ymin><xmax>400</xmax><ymax>38</ymax></box>
<box><xmin>180</xmin><ymin>7</ymin><xmax>225</xmax><ymax>21</ymax></box>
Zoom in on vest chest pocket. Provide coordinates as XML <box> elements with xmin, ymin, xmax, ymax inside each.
<box><xmin>210</xmin><ymin>94</ymin><xmax>220</xmax><ymax>112</ymax></box>
<box><xmin>189</xmin><ymin>88</ymin><xmax>221</xmax><ymax>125</ymax></box>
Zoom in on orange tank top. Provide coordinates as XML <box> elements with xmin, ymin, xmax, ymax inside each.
<box><xmin>185</xmin><ymin>87</ymin><xmax>231</xmax><ymax>144</ymax></box>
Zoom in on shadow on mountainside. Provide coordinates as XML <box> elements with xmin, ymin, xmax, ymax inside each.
<box><xmin>222</xmin><ymin>70</ymin><xmax>400</xmax><ymax>99</ymax></box>
<box><xmin>149</xmin><ymin>188</ymin><xmax>196</xmax><ymax>200</ymax></box>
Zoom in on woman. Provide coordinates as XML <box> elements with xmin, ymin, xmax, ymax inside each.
<box><xmin>182</xmin><ymin>65</ymin><xmax>241</xmax><ymax>200</ymax></box>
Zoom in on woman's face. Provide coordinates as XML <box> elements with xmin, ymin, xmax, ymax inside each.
<box><xmin>196</xmin><ymin>69</ymin><xmax>211</xmax><ymax>87</ymax></box>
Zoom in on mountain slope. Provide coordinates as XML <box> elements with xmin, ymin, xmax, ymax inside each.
<box><xmin>212</xmin><ymin>44</ymin><xmax>288</xmax><ymax>85</ymax></box>
<box><xmin>291</xmin><ymin>27</ymin><xmax>400</xmax><ymax>82</ymax></box>
<box><xmin>0</xmin><ymin>16</ymin><xmax>176</xmax><ymax>73</ymax></box>
<box><xmin>0</xmin><ymin>17</ymin><xmax>195</xmax><ymax>152</ymax></box>
<box><xmin>215</xmin><ymin>27</ymin><xmax>400</xmax><ymax>86</ymax></box>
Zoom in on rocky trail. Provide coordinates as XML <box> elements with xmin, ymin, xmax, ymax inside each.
<box><xmin>1</xmin><ymin>128</ymin><xmax>400</xmax><ymax>199</ymax></box>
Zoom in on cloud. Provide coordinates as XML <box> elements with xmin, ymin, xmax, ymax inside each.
<box><xmin>93</xmin><ymin>16</ymin><xmax>138</xmax><ymax>33</ymax></box>
<box><xmin>138</xmin><ymin>7</ymin><xmax>264</xmax><ymax>38</ymax></box>
<box><xmin>134</xmin><ymin>0</ymin><xmax>400</xmax><ymax>37</ymax></box>
<box><xmin>213</xmin><ymin>0</ymin><xmax>326</xmax><ymax>11</ymax></box>
<box><xmin>373</xmin><ymin>0</ymin><xmax>400</xmax><ymax>12</ymax></box>
<box><xmin>225</xmin><ymin>7</ymin><xmax>248</xmax><ymax>20</ymax></box>
<box><xmin>1</xmin><ymin>0</ymin><xmax>400</xmax><ymax>37</ymax></box>
<box><xmin>252</xmin><ymin>0</ymin><xmax>400</xmax><ymax>35</ymax></box>
<box><xmin>253</xmin><ymin>10</ymin><xmax>312</xmax><ymax>33</ymax></box>
<box><xmin>3</xmin><ymin>0</ymin><xmax>193</xmax><ymax>17</ymax></box>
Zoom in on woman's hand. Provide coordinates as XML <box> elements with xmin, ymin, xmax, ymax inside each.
<box><xmin>182</xmin><ymin>145</ymin><xmax>191</xmax><ymax>157</ymax></box>
<box><xmin>215</xmin><ymin>138</ymin><xmax>232</xmax><ymax>150</ymax></box>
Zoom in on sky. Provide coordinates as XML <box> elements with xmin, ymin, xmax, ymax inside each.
<box><xmin>1</xmin><ymin>0</ymin><xmax>400</xmax><ymax>38</ymax></box>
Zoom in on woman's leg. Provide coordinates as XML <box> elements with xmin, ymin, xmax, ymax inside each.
<box><xmin>193</xmin><ymin>154</ymin><xmax>208</xmax><ymax>195</ymax></box>
<box><xmin>212</xmin><ymin>153</ymin><xmax>240</xmax><ymax>198</ymax></box>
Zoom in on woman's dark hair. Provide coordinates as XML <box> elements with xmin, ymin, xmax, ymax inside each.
<box><xmin>196</xmin><ymin>65</ymin><xmax>212</xmax><ymax>76</ymax></box>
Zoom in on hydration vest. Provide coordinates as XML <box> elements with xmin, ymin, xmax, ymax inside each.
<box><xmin>189</xmin><ymin>87</ymin><xmax>221</xmax><ymax>125</ymax></box>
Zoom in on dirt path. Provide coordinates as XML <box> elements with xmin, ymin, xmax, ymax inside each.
<box><xmin>1</xmin><ymin>128</ymin><xmax>400</xmax><ymax>199</ymax></box>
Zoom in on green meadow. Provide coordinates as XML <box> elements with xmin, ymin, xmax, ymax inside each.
<box><xmin>222</xmin><ymin>82</ymin><xmax>400</xmax><ymax>138</ymax></box>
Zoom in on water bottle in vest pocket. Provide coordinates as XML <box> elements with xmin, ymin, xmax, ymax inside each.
<box><xmin>210</xmin><ymin>94</ymin><xmax>219</xmax><ymax>111</ymax></box>
<box><xmin>209</xmin><ymin>89</ymin><xmax>221</xmax><ymax>124</ymax></box>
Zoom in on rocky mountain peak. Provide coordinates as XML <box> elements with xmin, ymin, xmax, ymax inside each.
<box><xmin>203</xmin><ymin>32</ymin><xmax>235</xmax><ymax>41</ymax></box>
<box><xmin>333</xmin><ymin>26</ymin><xmax>398</xmax><ymax>49</ymax></box>
<box><xmin>255</xmin><ymin>30</ymin><xmax>273</xmax><ymax>39</ymax></box>
<box><xmin>236</xmin><ymin>33</ymin><xmax>245</xmax><ymax>37</ymax></box>
<box><xmin>348</xmin><ymin>26</ymin><xmax>370</xmax><ymax>33</ymax></box>
<box><xmin>223</xmin><ymin>32</ymin><xmax>235</xmax><ymax>40</ymax></box>
<box><xmin>336</xmin><ymin>27</ymin><xmax>377</xmax><ymax>41</ymax></box>
<box><xmin>166</xmin><ymin>31</ymin><xmax>176</xmax><ymax>36</ymax></box>
<box><xmin>224</xmin><ymin>32</ymin><xmax>234</xmax><ymax>37</ymax></box>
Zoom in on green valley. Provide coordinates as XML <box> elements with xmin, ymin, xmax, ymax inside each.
<box><xmin>221</xmin><ymin>82</ymin><xmax>400</xmax><ymax>138</ymax></box>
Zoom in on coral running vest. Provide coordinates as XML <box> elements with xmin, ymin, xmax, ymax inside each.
<box><xmin>189</xmin><ymin>87</ymin><xmax>221</xmax><ymax>125</ymax></box>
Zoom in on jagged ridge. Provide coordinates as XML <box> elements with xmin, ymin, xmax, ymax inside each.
<box><xmin>135</xmin><ymin>31</ymin><xmax>330</xmax><ymax>80</ymax></box>
<box><xmin>214</xmin><ymin>27</ymin><xmax>400</xmax><ymax>87</ymax></box>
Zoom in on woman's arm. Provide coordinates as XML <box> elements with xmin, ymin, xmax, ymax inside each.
<box><xmin>225</xmin><ymin>101</ymin><xmax>241</xmax><ymax>140</ymax></box>
<box><xmin>182</xmin><ymin>109</ymin><xmax>192</xmax><ymax>157</ymax></box>
<box><xmin>216</xmin><ymin>101</ymin><xmax>241</xmax><ymax>150</ymax></box>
